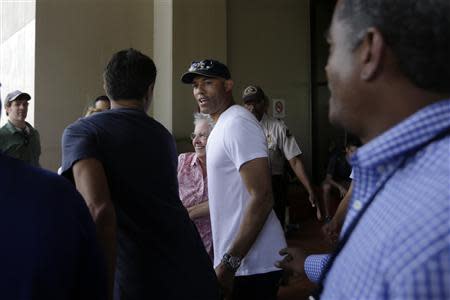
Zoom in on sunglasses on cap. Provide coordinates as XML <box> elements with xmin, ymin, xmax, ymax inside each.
<box><xmin>188</xmin><ymin>60</ymin><xmax>215</xmax><ymax>72</ymax></box>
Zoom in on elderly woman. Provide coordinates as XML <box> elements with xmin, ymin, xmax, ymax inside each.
<box><xmin>177</xmin><ymin>113</ymin><xmax>214</xmax><ymax>259</ymax></box>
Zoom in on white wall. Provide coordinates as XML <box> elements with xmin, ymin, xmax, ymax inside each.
<box><xmin>0</xmin><ymin>1</ymin><xmax>35</xmax><ymax>126</ymax></box>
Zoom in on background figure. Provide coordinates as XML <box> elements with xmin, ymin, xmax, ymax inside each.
<box><xmin>0</xmin><ymin>90</ymin><xmax>41</xmax><ymax>167</ymax></box>
<box><xmin>182</xmin><ymin>60</ymin><xmax>286</xmax><ymax>300</ymax></box>
<box><xmin>85</xmin><ymin>95</ymin><xmax>111</xmax><ymax>117</ymax></box>
<box><xmin>320</xmin><ymin>138</ymin><xmax>359</xmax><ymax>221</ymax></box>
<box><xmin>0</xmin><ymin>95</ymin><xmax>107</xmax><ymax>300</ymax></box>
<box><xmin>178</xmin><ymin>113</ymin><xmax>214</xmax><ymax>259</ymax></box>
<box><xmin>242</xmin><ymin>85</ymin><xmax>318</xmax><ymax>226</ymax></box>
<box><xmin>94</xmin><ymin>95</ymin><xmax>111</xmax><ymax>110</ymax></box>
<box><xmin>62</xmin><ymin>49</ymin><xmax>220</xmax><ymax>300</ymax></box>
<box><xmin>322</xmin><ymin>180</ymin><xmax>353</xmax><ymax>246</ymax></box>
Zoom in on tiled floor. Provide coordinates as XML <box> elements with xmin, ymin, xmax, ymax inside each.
<box><xmin>277</xmin><ymin>218</ymin><xmax>332</xmax><ymax>300</ymax></box>
<box><xmin>277</xmin><ymin>184</ymin><xmax>334</xmax><ymax>300</ymax></box>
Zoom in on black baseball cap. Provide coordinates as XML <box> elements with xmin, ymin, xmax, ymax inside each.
<box><xmin>181</xmin><ymin>59</ymin><xmax>231</xmax><ymax>84</ymax></box>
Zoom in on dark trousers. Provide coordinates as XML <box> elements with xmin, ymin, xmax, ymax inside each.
<box><xmin>272</xmin><ymin>175</ymin><xmax>287</xmax><ymax>228</ymax></box>
<box><xmin>232</xmin><ymin>271</ymin><xmax>283</xmax><ymax>300</ymax></box>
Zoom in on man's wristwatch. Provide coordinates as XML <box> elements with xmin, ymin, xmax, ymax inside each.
<box><xmin>221</xmin><ymin>253</ymin><xmax>241</xmax><ymax>273</ymax></box>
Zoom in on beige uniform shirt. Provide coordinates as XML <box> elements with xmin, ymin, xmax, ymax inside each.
<box><xmin>260</xmin><ymin>114</ymin><xmax>302</xmax><ymax>175</ymax></box>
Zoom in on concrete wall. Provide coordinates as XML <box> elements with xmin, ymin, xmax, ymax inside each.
<box><xmin>35</xmin><ymin>0</ymin><xmax>153</xmax><ymax>171</ymax></box>
<box><xmin>311</xmin><ymin>0</ymin><xmax>341</xmax><ymax>181</ymax></box>
<box><xmin>227</xmin><ymin>0</ymin><xmax>312</xmax><ymax>172</ymax></box>
<box><xmin>172</xmin><ymin>0</ymin><xmax>227</xmax><ymax>153</ymax></box>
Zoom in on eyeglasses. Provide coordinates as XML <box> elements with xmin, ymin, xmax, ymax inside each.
<box><xmin>190</xmin><ymin>132</ymin><xmax>209</xmax><ymax>141</ymax></box>
<box><xmin>188</xmin><ymin>60</ymin><xmax>214</xmax><ymax>72</ymax></box>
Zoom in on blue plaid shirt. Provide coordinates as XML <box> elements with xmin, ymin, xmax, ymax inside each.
<box><xmin>305</xmin><ymin>99</ymin><xmax>450</xmax><ymax>299</ymax></box>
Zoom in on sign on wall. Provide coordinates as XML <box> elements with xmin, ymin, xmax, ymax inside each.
<box><xmin>272</xmin><ymin>98</ymin><xmax>286</xmax><ymax>119</ymax></box>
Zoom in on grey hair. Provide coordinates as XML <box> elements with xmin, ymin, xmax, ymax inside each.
<box><xmin>335</xmin><ymin>0</ymin><xmax>450</xmax><ymax>94</ymax></box>
<box><xmin>193</xmin><ymin>112</ymin><xmax>214</xmax><ymax>133</ymax></box>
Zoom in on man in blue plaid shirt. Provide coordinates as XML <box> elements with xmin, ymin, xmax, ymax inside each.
<box><xmin>277</xmin><ymin>0</ymin><xmax>450</xmax><ymax>299</ymax></box>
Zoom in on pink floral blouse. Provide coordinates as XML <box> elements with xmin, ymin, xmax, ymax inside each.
<box><xmin>177</xmin><ymin>152</ymin><xmax>213</xmax><ymax>259</ymax></box>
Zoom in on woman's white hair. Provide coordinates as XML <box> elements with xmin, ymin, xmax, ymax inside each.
<box><xmin>193</xmin><ymin>112</ymin><xmax>214</xmax><ymax>133</ymax></box>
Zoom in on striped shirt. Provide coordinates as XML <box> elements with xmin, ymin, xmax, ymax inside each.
<box><xmin>305</xmin><ymin>99</ymin><xmax>450</xmax><ymax>299</ymax></box>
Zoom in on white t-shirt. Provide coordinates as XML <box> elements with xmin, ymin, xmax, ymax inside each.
<box><xmin>207</xmin><ymin>105</ymin><xmax>287</xmax><ymax>276</ymax></box>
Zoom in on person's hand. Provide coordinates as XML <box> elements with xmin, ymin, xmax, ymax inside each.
<box><xmin>338</xmin><ymin>186</ymin><xmax>347</xmax><ymax>198</ymax></box>
<box><xmin>308</xmin><ymin>193</ymin><xmax>322</xmax><ymax>221</ymax></box>
<box><xmin>322</xmin><ymin>220</ymin><xmax>340</xmax><ymax>245</ymax></box>
<box><xmin>215</xmin><ymin>263</ymin><xmax>235</xmax><ymax>299</ymax></box>
<box><xmin>308</xmin><ymin>192</ymin><xmax>316</xmax><ymax>207</ymax></box>
<box><xmin>275</xmin><ymin>247</ymin><xmax>307</xmax><ymax>275</ymax></box>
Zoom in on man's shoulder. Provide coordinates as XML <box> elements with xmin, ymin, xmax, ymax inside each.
<box><xmin>26</xmin><ymin>122</ymin><xmax>39</xmax><ymax>133</ymax></box>
<box><xmin>0</xmin><ymin>125</ymin><xmax>8</xmax><ymax>136</ymax></box>
<box><xmin>264</xmin><ymin>115</ymin><xmax>290</xmax><ymax>133</ymax></box>
<box><xmin>178</xmin><ymin>152</ymin><xmax>195</xmax><ymax>160</ymax></box>
<box><xmin>89</xmin><ymin>109</ymin><xmax>171</xmax><ymax>136</ymax></box>
<box><xmin>1</xmin><ymin>154</ymin><xmax>76</xmax><ymax>196</ymax></box>
<box><xmin>0</xmin><ymin>122</ymin><xmax>13</xmax><ymax>135</ymax></box>
<box><xmin>220</xmin><ymin>105</ymin><xmax>259</xmax><ymax>128</ymax></box>
<box><xmin>223</xmin><ymin>105</ymin><xmax>253</xmax><ymax>119</ymax></box>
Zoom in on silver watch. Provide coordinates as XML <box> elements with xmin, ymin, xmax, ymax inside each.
<box><xmin>221</xmin><ymin>253</ymin><xmax>241</xmax><ymax>272</ymax></box>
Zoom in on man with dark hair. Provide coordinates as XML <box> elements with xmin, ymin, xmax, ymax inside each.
<box><xmin>277</xmin><ymin>0</ymin><xmax>450</xmax><ymax>299</ymax></box>
<box><xmin>0</xmin><ymin>90</ymin><xmax>41</xmax><ymax>167</ymax></box>
<box><xmin>0</xmin><ymin>90</ymin><xmax>107</xmax><ymax>299</ymax></box>
<box><xmin>182</xmin><ymin>60</ymin><xmax>286</xmax><ymax>300</ymax></box>
<box><xmin>62</xmin><ymin>49</ymin><xmax>220</xmax><ymax>300</ymax></box>
<box><xmin>242</xmin><ymin>85</ymin><xmax>318</xmax><ymax>226</ymax></box>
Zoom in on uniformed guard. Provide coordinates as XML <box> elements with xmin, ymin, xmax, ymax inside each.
<box><xmin>242</xmin><ymin>85</ymin><xmax>319</xmax><ymax>228</ymax></box>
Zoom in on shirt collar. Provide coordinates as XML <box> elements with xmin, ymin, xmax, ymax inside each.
<box><xmin>5</xmin><ymin>121</ymin><xmax>21</xmax><ymax>134</ymax></box>
<box><xmin>352</xmin><ymin>99</ymin><xmax>450</xmax><ymax>169</ymax></box>
<box><xmin>5</xmin><ymin>120</ymin><xmax>32</xmax><ymax>133</ymax></box>
<box><xmin>191</xmin><ymin>153</ymin><xmax>200</xmax><ymax>167</ymax></box>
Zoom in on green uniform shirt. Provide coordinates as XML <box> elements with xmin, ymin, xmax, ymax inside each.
<box><xmin>0</xmin><ymin>121</ymin><xmax>41</xmax><ymax>167</ymax></box>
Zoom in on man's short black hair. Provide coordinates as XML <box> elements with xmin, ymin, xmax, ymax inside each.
<box><xmin>336</xmin><ymin>0</ymin><xmax>450</xmax><ymax>94</ymax></box>
<box><xmin>104</xmin><ymin>48</ymin><xmax>157</xmax><ymax>101</ymax></box>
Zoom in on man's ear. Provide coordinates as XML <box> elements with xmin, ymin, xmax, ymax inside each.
<box><xmin>359</xmin><ymin>27</ymin><xmax>385</xmax><ymax>81</ymax></box>
<box><xmin>144</xmin><ymin>82</ymin><xmax>155</xmax><ymax>111</ymax></box>
<box><xmin>148</xmin><ymin>82</ymin><xmax>155</xmax><ymax>94</ymax></box>
<box><xmin>5</xmin><ymin>105</ymin><xmax>10</xmax><ymax>116</ymax></box>
<box><xmin>224</xmin><ymin>79</ymin><xmax>234</xmax><ymax>93</ymax></box>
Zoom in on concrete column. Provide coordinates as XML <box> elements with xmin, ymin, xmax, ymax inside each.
<box><xmin>153</xmin><ymin>0</ymin><xmax>227</xmax><ymax>152</ymax></box>
<box><xmin>153</xmin><ymin>0</ymin><xmax>173</xmax><ymax>132</ymax></box>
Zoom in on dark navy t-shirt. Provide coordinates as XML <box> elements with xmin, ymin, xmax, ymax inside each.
<box><xmin>0</xmin><ymin>154</ymin><xmax>107</xmax><ymax>300</ymax></box>
<box><xmin>61</xmin><ymin>108</ymin><xmax>220</xmax><ymax>300</ymax></box>
<box><xmin>326</xmin><ymin>151</ymin><xmax>352</xmax><ymax>182</ymax></box>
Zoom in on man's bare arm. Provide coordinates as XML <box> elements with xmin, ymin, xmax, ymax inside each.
<box><xmin>324</xmin><ymin>174</ymin><xmax>348</xmax><ymax>196</ymax></box>
<box><xmin>73</xmin><ymin>158</ymin><xmax>116</xmax><ymax>300</ymax></box>
<box><xmin>215</xmin><ymin>157</ymin><xmax>274</xmax><ymax>297</ymax></box>
<box><xmin>288</xmin><ymin>156</ymin><xmax>316</xmax><ymax>205</ymax></box>
<box><xmin>227</xmin><ymin>157</ymin><xmax>274</xmax><ymax>258</ymax></box>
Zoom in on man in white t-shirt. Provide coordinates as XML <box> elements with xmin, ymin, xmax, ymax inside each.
<box><xmin>182</xmin><ymin>60</ymin><xmax>287</xmax><ymax>300</ymax></box>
